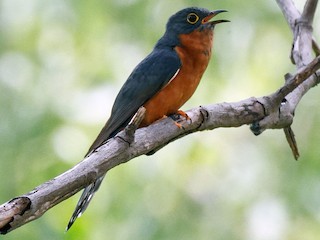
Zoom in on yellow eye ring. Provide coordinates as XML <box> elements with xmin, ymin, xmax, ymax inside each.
<box><xmin>187</xmin><ymin>13</ymin><xmax>199</xmax><ymax>24</ymax></box>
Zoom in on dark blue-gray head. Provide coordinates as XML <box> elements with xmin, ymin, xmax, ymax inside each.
<box><xmin>157</xmin><ymin>7</ymin><xmax>228</xmax><ymax>47</ymax></box>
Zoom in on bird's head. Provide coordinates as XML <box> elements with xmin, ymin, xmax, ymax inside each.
<box><xmin>157</xmin><ymin>7</ymin><xmax>228</xmax><ymax>47</ymax></box>
<box><xmin>166</xmin><ymin>7</ymin><xmax>228</xmax><ymax>35</ymax></box>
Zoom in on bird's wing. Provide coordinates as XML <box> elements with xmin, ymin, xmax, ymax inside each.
<box><xmin>86</xmin><ymin>48</ymin><xmax>181</xmax><ymax>155</ymax></box>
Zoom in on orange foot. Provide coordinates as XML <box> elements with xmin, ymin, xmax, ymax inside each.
<box><xmin>176</xmin><ymin>110</ymin><xmax>190</xmax><ymax>121</ymax></box>
<box><xmin>170</xmin><ymin>110</ymin><xmax>191</xmax><ymax>128</ymax></box>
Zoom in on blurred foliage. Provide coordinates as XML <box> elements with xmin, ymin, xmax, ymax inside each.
<box><xmin>0</xmin><ymin>0</ymin><xmax>320</xmax><ymax>239</ymax></box>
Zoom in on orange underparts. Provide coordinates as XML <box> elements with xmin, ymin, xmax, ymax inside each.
<box><xmin>139</xmin><ymin>28</ymin><xmax>214</xmax><ymax>128</ymax></box>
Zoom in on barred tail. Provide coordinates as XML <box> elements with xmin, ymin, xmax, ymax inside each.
<box><xmin>66</xmin><ymin>174</ymin><xmax>106</xmax><ymax>231</ymax></box>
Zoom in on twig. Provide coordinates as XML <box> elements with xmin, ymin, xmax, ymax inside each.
<box><xmin>301</xmin><ymin>0</ymin><xmax>318</xmax><ymax>24</ymax></box>
<box><xmin>284</xmin><ymin>127</ymin><xmax>300</xmax><ymax>159</ymax></box>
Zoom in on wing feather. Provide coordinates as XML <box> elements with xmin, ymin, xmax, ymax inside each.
<box><xmin>86</xmin><ymin>48</ymin><xmax>181</xmax><ymax>155</ymax></box>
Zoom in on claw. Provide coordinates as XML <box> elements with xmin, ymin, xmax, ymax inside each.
<box><xmin>174</xmin><ymin>121</ymin><xmax>183</xmax><ymax>128</ymax></box>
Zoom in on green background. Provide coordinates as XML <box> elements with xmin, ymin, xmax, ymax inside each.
<box><xmin>1</xmin><ymin>0</ymin><xmax>320</xmax><ymax>239</ymax></box>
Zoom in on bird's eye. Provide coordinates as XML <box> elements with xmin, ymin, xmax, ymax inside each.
<box><xmin>187</xmin><ymin>13</ymin><xmax>199</xmax><ymax>24</ymax></box>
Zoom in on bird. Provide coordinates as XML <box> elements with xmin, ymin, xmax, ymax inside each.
<box><xmin>66</xmin><ymin>6</ymin><xmax>228</xmax><ymax>230</ymax></box>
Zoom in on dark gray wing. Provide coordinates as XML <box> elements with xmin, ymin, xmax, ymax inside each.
<box><xmin>86</xmin><ymin>48</ymin><xmax>181</xmax><ymax>155</ymax></box>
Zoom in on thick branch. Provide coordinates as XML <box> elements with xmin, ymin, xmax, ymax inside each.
<box><xmin>0</xmin><ymin>99</ymin><xmax>262</xmax><ymax>234</ymax></box>
<box><xmin>277</xmin><ymin>0</ymin><xmax>318</xmax><ymax>96</ymax></box>
<box><xmin>276</xmin><ymin>0</ymin><xmax>301</xmax><ymax>29</ymax></box>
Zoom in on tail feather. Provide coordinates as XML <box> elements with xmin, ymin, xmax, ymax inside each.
<box><xmin>66</xmin><ymin>112</ymin><xmax>118</xmax><ymax>230</ymax></box>
<box><xmin>66</xmin><ymin>174</ymin><xmax>106</xmax><ymax>231</ymax></box>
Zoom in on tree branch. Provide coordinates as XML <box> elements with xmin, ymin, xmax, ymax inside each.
<box><xmin>0</xmin><ymin>0</ymin><xmax>319</xmax><ymax>234</ymax></box>
<box><xmin>268</xmin><ymin>0</ymin><xmax>319</xmax><ymax>158</ymax></box>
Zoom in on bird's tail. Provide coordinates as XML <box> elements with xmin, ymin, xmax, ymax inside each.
<box><xmin>66</xmin><ymin>174</ymin><xmax>106</xmax><ymax>231</ymax></box>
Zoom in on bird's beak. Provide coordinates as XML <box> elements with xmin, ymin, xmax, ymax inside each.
<box><xmin>202</xmin><ymin>10</ymin><xmax>229</xmax><ymax>25</ymax></box>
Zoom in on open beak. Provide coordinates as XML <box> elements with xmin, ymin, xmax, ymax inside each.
<box><xmin>202</xmin><ymin>10</ymin><xmax>229</xmax><ymax>25</ymax></box>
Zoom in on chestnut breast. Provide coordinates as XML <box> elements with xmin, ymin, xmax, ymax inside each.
<box><xmin>141</xmin><ymin>28</ymin><xmax>214</xmax><ymax>126</ymax></box>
